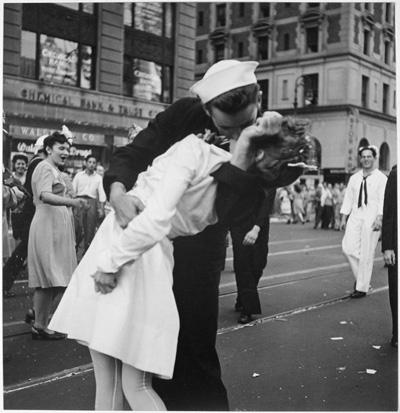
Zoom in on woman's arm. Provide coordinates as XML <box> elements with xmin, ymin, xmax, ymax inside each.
<box><xmin>40</xmin><ymin>192</ymin><xmax>83</xmax><ymax>208</ymax></box>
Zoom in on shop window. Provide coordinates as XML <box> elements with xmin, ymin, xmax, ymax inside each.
<box><xmin>82</xmin><ymin>3</ymin><xmax>94</xmax><ymax>14</ymax></box>
<box><xmin>259</xmin><ymin>79</ymin><xmax>269</xmax><ymax>109</ymax></box>
<box><xmin>134</xmin><ymin>3</ymin><xmax>163</xmax><ymax>36</ymax></box>
<box><xmin>258</xmin><ymin>36</ymin><xmax>269</xmax><ymax>60</ymax></box>
<box><xmin>306</xmin><ymin>26</ymin><xmax>318</xmax><ymax>53</ymax></box>
<box><xmin>361</xmin><ymin>75</ymin><xmax>369</xmax><ymax>108</ymax></box>
<box><xmin>58</xmin><ymin>3</ymin><xmax>93</xmax><ymax>13</ymax></box>
<box><xmin>260</xmin><ymin>3</ymin><xmax>270</xmax><ymax>18</ymax></box>
<box><xmin>20</xmin><ymin>30</ymin><xmax>37</xmax><ymax>79</ymax></box>
<box><xmin>382</xmin><ymin>83</ymin><xmax>389</xmax><ymax>114</ymax></box>
<box><xmin>303</xmin><ymin>73</ymin><xmax>318</xmax><ymax>106</ymax></box>
<box><xmin>123</xmin><ymin>56</ymin><xmax>172</xmax><ymax>104</ymax></box>
<box><xmin>216</xmin><ymin>4</ymin><xmax>226</xmax><ymax>27</ymax></box>
<box><xmin>214</xmin><ymin>43</ymin><xmax>225</xmax><ymax>62</ymax></box>
<box><xmin>363</xmin><ymin>29</ymin><xmax>370</xmax><ymax>55</ymax></box>
<box><xmin>38</xmin><ymin>34</ymin><xmax>94</xmax><ymax>89</ymax></box>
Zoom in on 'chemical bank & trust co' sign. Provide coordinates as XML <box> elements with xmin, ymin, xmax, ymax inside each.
<box><xmin>4</xmin><ymin>77</ymin><xmax>165</xmax><ymax>120</ymax></box>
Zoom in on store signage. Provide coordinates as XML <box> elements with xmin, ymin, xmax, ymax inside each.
<box><xmin>15</xmin><ymin>141</ymin><xmax>92</xmax><ymax>158</ymax></box>
<box><xmin>4</xmin><ymin>78</ymin><xmax>165</xmax><ymax>120</ymax></box>
<box><xmin>9</xmin><ymin>125</ymin><xmax>106</xmax><ymax>146</ymax></box>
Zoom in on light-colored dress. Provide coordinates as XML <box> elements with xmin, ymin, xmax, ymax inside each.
<box><xmin>28</xmin><ymin>160</ymin><xmax>77</xmax><ymax>288</ymax></box>
<box><xmin>49</xmin><ymin>135</ymin><xmax>231</xmax><ymax>380</ymax></box>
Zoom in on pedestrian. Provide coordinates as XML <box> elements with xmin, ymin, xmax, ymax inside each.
<box><xmin>3</xmin><ymin>166</ymin><xmax>27</xmax><ymax>267</ymax></box>
<box><xmin>279</xmin><ymin>187</ymin><xmax>292</xmax><ymax>223</ymax></box>
<box><xmin>3</xmin><ymin>136</ymin><xmax>47</xmax><ymax>298</ymax></box>
<box><xmin>292</xmin><ymin>183</ymin><xmax>305</xmax><ymax>224</ymax></box>
<box><xmin>332</xmin><ymin>182</ymin><xmax>346</xmax><ymax>230</ymax></box>
<box><xmin>231</xmin><ymin>188</ymin><xmax>276</xmax><ymax>323</ymax></box>
<box><xmin>321</xmin><ymin>182</ymin><xmax>334</xmax><ymax>229</ymax></box>
<box><xmin>381</xmin><ymin>165</ymin><xmax>397</xmax><ymax>347</ymax></box>
<box><xmin>72</xmin><ymin>155</ymin><xmax>106</xmax><ymax>253</ymax></box>
<box><xmin>49</xmin><ymin>111</ymin><xmax>310</xmax><ymax>410</ymax></box>
<box><xmin>96</xmin><ymin>164</ymin><xmax>105</xmax><ymax>177</ymax></box>
<box><xmin>313</xmin><ymin>183</ymin><xmax>323</xmax><ymax>229</ymax></box>
<box><xmin>11</xmin><ymin>153</ymin><xmax>28</xmax><ymax>185</ymax></box>
<box><xmin>27</xmin><ymin>132</ymin><xmax>88</xmax><ymax>340</ymax></box>
<box><xmin>71</xmin><ymin>59</ymin><xmax>307</xmax><ymax>411</ymax></box>
<box><xmin>340</xmin><ymin>145</ymin><xmax>387</xmax><ymax>298</ymax></box>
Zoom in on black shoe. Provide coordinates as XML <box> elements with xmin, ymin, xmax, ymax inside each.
<box><xmin>350</xmin><ymin>290</ymin><xmax>366</xmax><ymax>298</ymax></box>
<box><xmin>31</xmin><ymin>326</ymin><xmax>66</xmax><ymax>340</ymax></box>
<box><xmin>238</xmin><ymin>313</ymin><xmax>253</xmax><ymax>324</ymax></box>
<box><xmin>25</xmin><ymin>308</ymin><xmax>35</xmax><ymax>325</ymax></box>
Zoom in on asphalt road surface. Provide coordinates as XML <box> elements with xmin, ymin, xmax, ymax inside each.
<box><xmin>3</xmin><ymin>221</ymin><xmax>397</xmax><ymax>410</ymax></box>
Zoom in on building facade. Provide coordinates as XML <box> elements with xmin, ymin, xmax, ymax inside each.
<box><xmin>3</xmin><ymin>2</ymin><xmax>196</xmax><ymax>174</ymax></box>
<box><xmin>195</xmin><ymin>2</ymin><xmax>397</xmax><ymax>183</ymax></box>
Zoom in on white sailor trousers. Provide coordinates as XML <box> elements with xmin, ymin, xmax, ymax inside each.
<box><xmin>342</xmin><ymin>211</ymin><xmax>380</xmax><ymax>293</ymax></box>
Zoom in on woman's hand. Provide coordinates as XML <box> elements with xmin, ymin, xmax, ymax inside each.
<box><xmin>92</xmin><ymin>271</ymin><xmax>118</xmax><ymax>294</ymax></box>
<box><xmin>72</xmin><ymin>198</ymin><xmax>89</xmax><ymax>209</ymax></box>
<box><xmin>110</xmin><ymin>183</ymin><xmax>145</xmax><ymax>228</ymax></box>
<box><xmin>242</xmin><ymin>225</ymin><xmax>260</xmax><ymax>246</ymax></box>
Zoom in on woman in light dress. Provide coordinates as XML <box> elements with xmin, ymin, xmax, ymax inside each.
<box><xmin>49</xmin><ymin>112</ymin><xmax>303</xmax><ymax>410</ymax></box>
<box><xmin>28</xmin><ymin>132</ymin><xmax>87</xmax><ymax>340</ymax></box>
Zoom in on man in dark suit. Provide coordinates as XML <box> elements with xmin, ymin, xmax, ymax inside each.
<box><xmin>382</xmin><ymin>165</ymin><xmax>397</xmax><ymax>348</ymax></box>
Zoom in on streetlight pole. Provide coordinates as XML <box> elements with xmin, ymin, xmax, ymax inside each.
<box><xmin>293</xmin><ymin>75</ymin><xmax>304</xmax><ymax>116</ymax></box>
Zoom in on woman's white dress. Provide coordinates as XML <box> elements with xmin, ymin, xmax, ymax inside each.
<box><xmin>49</xmin><ymin>135</ymin><xmax>231</xmax><ymax>379</ymax></box>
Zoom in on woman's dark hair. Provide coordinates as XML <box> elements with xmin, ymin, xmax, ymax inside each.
<box><xmin>205</xmin><ymin>83</ymin><xmax>260</xmax><ymax>115</ymax></box>
<box><xmin>43</xmin><ymin>132</ymin><xmax>70</xmax><ymax>156</ymax></box>
<box><xmin>12</xmin><ymin>154</ymin><xmax>28</xmax><ymax>165</ymax></box>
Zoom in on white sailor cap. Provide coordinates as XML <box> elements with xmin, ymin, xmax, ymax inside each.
<box><xmin>34</xmin><ymin>134</ymin><xmax>48</xmax><ymax>154</ymax></box>
<box><xmin>190</xmin><ymin>60</ymin><xmax>259</xmax><ymax>104</ymax></box>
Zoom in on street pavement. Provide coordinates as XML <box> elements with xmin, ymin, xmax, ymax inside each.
<box><xmin>2</xmin><ymin>221</ymin><xmax>398</xmax><ymax>410</ymax></box>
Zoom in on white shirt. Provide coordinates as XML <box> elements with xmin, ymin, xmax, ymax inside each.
<box><xmin>72</xmin><ymin>170</ymin><xmax>106</xmax><ymax>202</ymax></box>
<box><xmin>340</xmin><ymin>169</ymin><xmax>387</xmax><ymax>218</ymax></box>
<box><xmin>96</xmin><ymin>134</ymin><xmax>231</xmax><ymax>274</ymax></box>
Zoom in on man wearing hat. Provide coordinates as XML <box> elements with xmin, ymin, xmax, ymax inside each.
<box><xmin>3</xmin><ymin>135</ymin><xmax>47</xmax><ymax>298</ymax></box>
<box><xmin>104</xmin><ymin>60</ymin><xmax>270</xmax><ymax>410</ymax></box>
<box><xmin>340</xmin><ymin>145</ymin><xmax>388</xmax><ymax>298</ymax></box>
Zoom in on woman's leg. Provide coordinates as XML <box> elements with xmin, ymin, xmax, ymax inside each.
<box><xmin>89</xmin><ymin>349</ymin><xmax>124</xmax><ymax>411</ymax></box>
<box><xmin>121</xmin><ymin>363</ymin><xmax>166</xmax><ymax>411</ymax></box>
<box><xmin>33</xmin><ymin>288</ymin><xmax>54</xmax><ymax>330</ymax></box>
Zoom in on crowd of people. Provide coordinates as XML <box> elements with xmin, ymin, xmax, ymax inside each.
<box><xmin>277</xmin><ymin>181</ymin><xmax>347</xmax><ymax>230</ymax></box>
<box><xmin>2</xmin><ymin>59</ymin><xmax>397</xmax><ymax>411</ymax></box>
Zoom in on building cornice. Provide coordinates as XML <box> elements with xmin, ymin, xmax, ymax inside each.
<box><xmin>252</xmin><ymin>18</ymin><xmax>274</xmax><ymax>37</ymax></box>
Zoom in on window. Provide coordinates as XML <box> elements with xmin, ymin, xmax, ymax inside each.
<box><xmin>258</xmin><ymin>36</ymin><xmax>269</xmax><ymax>60</ymax></box>
<box><xmin>259</xmin><ymin>79</ymin><xmax>269</xmax><ymax>109</ymax></box>
<box><xmin>20</xmin><ymin>30</ymin><xmax>36</xmax><ymax>79</ymax></box>
<box><xmin>374</xmin><ymin>83</ymin><xmax>378</xmax><ymax>102</ymax></box>
<box><xmin>216</xmin><ymin>4</ymin><xmax>226</xmax><ymax>27</ymax></box>
<box><xmin>123</xmin><ymin>56</ymin><xmax>172</xmax><ymax>103</ymax></box>
<box><xmin>198</xmin><ymin>11</ymin><xmax>204</xmax><ymax>27</ymax></box>
<box><xmin>260</xmin><ymin>3</ymin><xmax>270</xmax><ymax>18</ymax></box>
<box><xmin>363</xmin><ymin>30</ymin><xmax>370</xmax><ymax>55</ymax></box>
<box><xmin>379</xmin><ymin>143</ymin><xmax>390</xmax><ymax>170</ymax></box>
<box><xmin>20</xmin><ymin>31</ymin><xmax>94</xmax><ymax>89</ymax></box>
<box><xmin>306</xmin><ymin>27</ymin><xmax>318</xmax><ymax>53</ymax></box>
<box><xmin>214</xmin><ymin>44</ymin><xmax>225</xmax><ymax>62</ymax></box>
<box><xmin>303</xmin><ymin>74</ymin><xmax>318</xmax><ymax>106</ymax></box>
<box><xmin>58</xmin><ymin>3</ymin><xmax>93</xmax><ymax>13</ymax></box>
<box><xmin>197</xmin><ymin>49</ymin><xmax>203</xmax><ymax>64</ymax></box>
<box><xmin>361</xmin><ymin>75</ymin><xmax>369</xmax><ymax>107</ymax></box>
<box><xmin>284</xmin><ymin>33</ymin><xmax>290</xmax><ymax>50</ymax></box>
<box><xmin>383</xmin><ymin>83</ymin><xmax>389</xmax><ymax>113</ymax></box>
<box><xmin>238</xmin><ymin>42</ymin><xmax>244</xmax><ymax>58</ymax></box>
<box><xmin>384</xmin><ymin>41</ymin><xmax>390</xmax><ymax>64</ymax></box>
<box><xmin>125</xmin><ymin>3</ymin><xmax>173</xmax><ymax>38</ymax></box>
<box><xmin>282</xmin><ymin>79</ymin><xmax>288</xmax><ymax>100</ymax></box>
<box><xmin>238</xmin><ymin>3</ymin><xmax>245</xmax><ymax>17</ymax></box>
